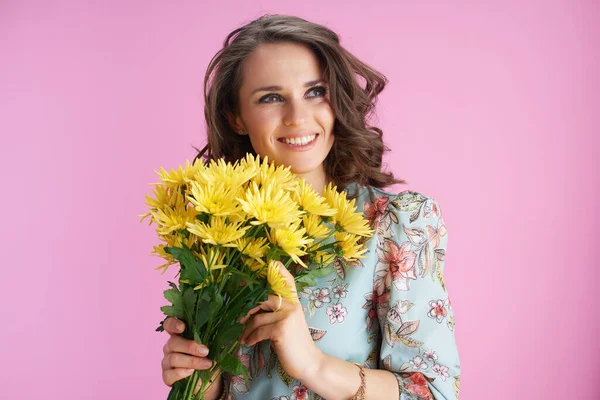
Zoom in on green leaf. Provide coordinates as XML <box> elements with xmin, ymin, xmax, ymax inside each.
<box><xmin>220</xmin><ymin>352</ymin><xmax>247</xmax><ymax>377</ymax></box>
<box><xmin>160</xmin><ymin>305</ymin><xmax>185</xmax><ymax>319</ymax></box>
<box><xmin>208</xmin><ymin>289</ymin><xmax>224</xmax><ymax>321</ymax></box>
<box><xmin>216</xmin><ymin>322</ymin><xmax>245</xmax><ymax>348</ymax></box>
<box><xmin>181</xmin><ymin>287</ymin><xmax>198</xmax><ymax>326</ymax></box>
<box><xmin>165</xmin><ymin>246</ymin><xmax>207</xmax><ymax>284</ymax></box>
<box><xmin>195</xmin><ymin>298</ymin><xmax>211</xmax><ymax>332</ymax></box>
<box><xmin>161</xmin><ymin>285</ymin><xmax>185</xmax><ymax>319</ymax></box>
<box><xmin>164</xmin><ymin>288</ymin><xmax>182</xmax><ymax>305</ymax></box>
<box><xmin>312</xmin><ymin>265</ymin><xmax>335</xmax><ymax>277</ymax></box>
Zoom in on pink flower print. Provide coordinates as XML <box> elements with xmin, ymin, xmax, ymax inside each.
<box><xmin>428</xmin><ymin>299</ymin><xmax>448</xmax><ymax>323</ymax></box>
<box><xmin>326</xmin><ymin>303</ymin><xmax>348</xmax><ymax>324</ymax></box>
<box><xmin>310</xmin><ymin>288</ymin><xmax>331</xmax><ymax>308</ymax></box>
<box><xmin>381</xmin><ymin>240</ymin><xmax>417</xmax><ymax>291</ymax></box>
<box><xmin>426</xmin><ymin>218</ymin><xmax>447</xmax><ymax>249</ymax></box>
<box><xmin>364</xmin><ymin>196</ymin><xmax>389</xmax><ymax>226</ymax></box>
<box><xmin>432</xmin><ymin>363</ymin><xmax>450</xmax><ymax>382</ymax></box>
<box><xmin>291</xmin><ymin>385</ymin><xmax>308</xmax><ymax>400</ymax></box>
<box><xmin>332</xmin><ymin>284</ymin><xmax>348</xmax><ymax>299</ymax></box>
<box><xmin>424</xmin><ymin>201</ymin><xmax>440</xmax><ymax>219</ymax></box>
<box><xmin>410</xmin><ymin>356</ymin><xmax>428</xmax><ymax>370</ymax></box>
<box><xmin>423</xmin><ymin>350</ymin><xmax>438</xmax><ymax>363</ymax></box>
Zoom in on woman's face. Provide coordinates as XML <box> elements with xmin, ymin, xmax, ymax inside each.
<box><xmin>231</xmin><ymin>42</ymin><xmax>336</xmax><ymax>183</ymax></box>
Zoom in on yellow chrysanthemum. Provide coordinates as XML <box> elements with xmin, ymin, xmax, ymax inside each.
<box><xmin>186</xmin><ymin>216</ymin><xmax>249</xmax><ymax>247</ymax></box>
<box><xmin>237</xmin><ymin>153</ymin><xmax>262</xmax><ymax>178</ymax></box>
<box><xmin>150</xmin><ymin>244</ymin><xmax>177</xmax><ymax>274</ymax></box>
<box><xmin>154</xmin><ymin>159</ymin><xmax>204</xmax><ymax>188</ymax></box>
<box><xmin>294</xmin><ymin>179</ymin><xmax>337</xmax><ymax>216</ymax></box>
<box><xmin>151</xmin><ymin>233</ymin><xmax>197</xmax><ymax>274</ymax></box>
<box><xmin>335</xmin><ymin>232</ymin><xmax>368</xmax><ymax>261</ymax></box>
<box><xmin>238</xmin><ymin>182</ymin><xmax>304</xmax><ymax>230</ymax></box>
<box><xmin>188</xmin><ymin>181</ymin><xmax>244</xmax><ymax>217</ymax></box>
<box><xmin>323</xmin><ymin>183</ymin><xmax>373</xmax><ymax>237</ymax></box>
<box><xmin>244</xmin><ymin>258</ymin><xmax>268</xmax><ymax>277</ymax></box>
<box><xmin>313</xmin><ymin>250</ymin><xmax>336</xmax><ymax>266</ymax></box>
<box><xmin>235</xmin><ymin>237</ymin><xmax>269</xmax><ymax>261</ymax></box>
<box><xmin>151</xmin><ymin>204</ymin><xmax>199</xmax><ymax>236</ymax></box>
<box><xmin>266</xmin><ymin>223</ymin><xmax>313</xmax><ymax>268</ymax></box>
<box><xmin>139</xmin><ymin>185</ymin><xmax>186</xmax><ymax>224</ymax></box>
<box><xmin>194</xmin><ymin>158</ymin><xmax>256</xmax><ymax>189</ymax></box>
<box><xmin>198</xmin><ymin>246</ymin><xmax>227</xmax><ymax>272</ymax></box>
<box><xmin>267</xmin><ymin>260</ymin><xmax>297</xmax><ymax>303</ymax></box>
<box><xmin>249</xmin><ymin>155</ymin><xmax>298</xmax><ymax>192</ymax></box>
<box><xmin>302</xmin><ymin>214</ymin><xmax>332</xmax><ymax>239</ymax></box>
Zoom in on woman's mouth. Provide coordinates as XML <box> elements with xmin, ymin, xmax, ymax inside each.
<box><xmin>277</xmin><ymin>134</ymin><xmax>318</xmax><ymax>146</ymax></box>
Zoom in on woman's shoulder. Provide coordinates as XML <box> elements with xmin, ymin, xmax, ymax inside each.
<box><xmin>347</xmin><ymin>183</ymin><xmax>441</xmax><ymax>213</ymax></box>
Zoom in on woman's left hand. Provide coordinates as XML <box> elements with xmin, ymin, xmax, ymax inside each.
<box><xmin>238</xmin><ymin>261</ymin><xmax>323</xmax><ymax>381</ymax></box>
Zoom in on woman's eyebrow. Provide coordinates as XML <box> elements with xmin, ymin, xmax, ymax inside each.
<box><xmin>251</xmin><ymin>79</ymin><xmax>327</xmax><ymax>95</ymax></box>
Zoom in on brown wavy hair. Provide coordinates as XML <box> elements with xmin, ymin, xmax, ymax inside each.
<box><xmin>193</xmin><ymin>14</ymin><xmax>405</xmax><ymax>191</ymax></box>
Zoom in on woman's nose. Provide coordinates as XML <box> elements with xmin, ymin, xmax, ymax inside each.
<box><xmin>283</xmin><ymin>99</ymin><xmax>308</xmax><ymax>126</ymax></box>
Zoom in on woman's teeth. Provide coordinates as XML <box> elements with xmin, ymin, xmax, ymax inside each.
<box><xmin>280</xmin><ymin>134</ymin><xmax>317</xmax><ymax>145</ymax></box>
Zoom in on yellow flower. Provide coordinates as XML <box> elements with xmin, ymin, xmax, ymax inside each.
<box><xmin>312</xmin><ymin>250</ymin><xmax>336</xmax><ymax>266</ymax></box>
<box><xmin>335</xmin><ymin>232</ymin><xmax>368</xmax><ymax>261</ymax></box>
<box><xmin>187</xmin><ymin>247</ymin><xmax>228</xmax><ymax>289</ymax></box>
<box><xmin>294</xmin><ymin>179</ymin><xmax>337</xmax><ymax>216</ymax></box>
<box><xmin>302</xmin><ymin>214</ymin><xmax>332</xmax><ymax>239</ymax></box>
<box><xmin>139</xmin><ymin>185</ymin><xmax>186</xmax><ymax>224</ymax></box>
<box><xmin>150</xmin><ymin>244</ymin><xmax>177</xmax><ymax>274</ymax></box>
<box><xmin>250</xmin><ymin>155</ymin><xmax>298</xmax><ymax>191</ymax></box>
<box><xmin>235</xmin><ymin>237</ymin><xmax>269</xmax><ymax>260</ymax></box>
<box><xmin>154</xmin><ymin>159</ymin><xmax>204</xmax><ymax>188</ymax></box>
<box><xmin>238</xmin><ymin>182</ymin><xmax>303</xmax><ymax>230</ymax></box>
<box><xmin>267</xmin><ymin>223</ymin><xmax>313</xmax><ymax>268</ymax></box>
<box><xmin>267</xmin><ymin>260</ymin><xmax>297</xmax><ymax>303</ymax></box>
<box><xmin>244</xmin><ymin>258</ymin><xmax>268</xmax><ymax>277</ymax></box>
<box><xmin>194</xmin><ymin>158</ymin><xmax>256</xmax><ymax>188</ymax></box>
<box><xmin>186</xmin><ymin>216</ymin><xmax>249</xmax><ymax>247</ymax></box>
<box><xmin>199</xmin><ymin>246</ymin><xmax>227</xmax><ymax>272</ymax></box>
<box><xmin>151</xmin><ymin>234</ymin><xmax>197</xmax><ymax>274</ymax></box>
<box><xmin>323</xmin><ymin>183</ymin><xmax>373</xmax><ymax>237</ymax></box>
<box><xmin>188</xmin><ymin>181</ymin><xmax>244</xmax><ymax>217</ymax></box>
<box><xmin>151</xmin><ymin>204</ymin><xmax>198</xmax><ymax>236</ymax></box>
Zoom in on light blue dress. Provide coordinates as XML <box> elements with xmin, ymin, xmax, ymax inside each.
<box><xmin>223</xmin><ymin>184</ymin><xmax>461</xmax><ymax>399</ymax></box>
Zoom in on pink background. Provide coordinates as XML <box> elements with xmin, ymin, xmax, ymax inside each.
<box><xmin>1</xmin><ymin>1</ymin><xmax>598</xmax><ymax>399</ymax></box>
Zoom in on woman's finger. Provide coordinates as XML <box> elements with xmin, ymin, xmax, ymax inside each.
<box><xmin>163</xmin><ymin>335</ymin><xmax>210</xmax><ymax>357</ymax></box>
<box><xmin>242</xmin><ymin>322</ymin><xmax>279</xmax><ymax>347</ymax></box>
<box><xmin>162</xmin><ymin>367</ymin><xmax>195</xmax><ymax>387</ymax></box>
<box><xmin>164</xmin><ymin>317</ymin><xmax>186</xmax><ymax>335</ymax></box>
<box><xmin>162</xmin><ymin>352</ymin><xmax>215</xmax><ymax>372</ymax></box>
<box><xmin>240</xmin><ymin>309</ymin><xmax>283</xmax><ymax>343</ymax></box>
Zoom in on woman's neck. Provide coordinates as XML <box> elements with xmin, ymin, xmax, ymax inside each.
<box><xmin>295</xmin><ymin>167</ymin><xmax>329</xmax><ymax>194</ymax></box>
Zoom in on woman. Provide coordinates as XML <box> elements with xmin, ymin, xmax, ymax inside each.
<box><xmin>160</xmin><ymin>14</ymin><xmax>460</xmax><ymax>399</ymax></box>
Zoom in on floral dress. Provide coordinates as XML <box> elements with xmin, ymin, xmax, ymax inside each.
<box><xmin>223</xmin><ymin>183</ymin><xmax>461</xmax><ymax>399</ymax></box>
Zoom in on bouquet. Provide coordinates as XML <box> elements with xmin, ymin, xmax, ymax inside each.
<box><xmin>140</xmin><ymin>154</ymin><xmax>373</xmax><ymax>400</ymax></box>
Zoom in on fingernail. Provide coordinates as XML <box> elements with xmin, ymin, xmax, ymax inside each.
<box><xmin>177</xmin><ymin>323</ymin><xmax>184</xmax><ymax>331</ymax></box>
<box><xmin>198</xmin><ymin>346</ymin><xmax>209</xmax><ymax>356</ymax></box>
<box><xmin>186</xmin><ymin>368</ymin><xmax>195</xmax><ymax>374</ymax></box>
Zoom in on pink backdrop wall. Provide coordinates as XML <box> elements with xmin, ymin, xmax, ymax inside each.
<box><xmin>1</xmin><ymin>1</ymin><xmax>598</xmax><ymax>399</ymax></box>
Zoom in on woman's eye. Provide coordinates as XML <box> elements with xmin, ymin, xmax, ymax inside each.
<box><xmin>260</xmin><ymin>94</ymin><xmax>282</xmax><ymax>104</ymax></box>
<box><xmin>307</xmin><ymin>86</ymin><xmax>327</xmax><ymax>98</ymax></box>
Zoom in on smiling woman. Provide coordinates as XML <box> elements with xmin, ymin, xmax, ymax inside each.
<box><xmin>229</xmin><ymin>42</ymin><xmax>336</xmax><ymax>191</ymax></box>
<box><xmin>160</xmin><ymin>14</ymin><xmax>461</xmax><ymax>400</ymax></box>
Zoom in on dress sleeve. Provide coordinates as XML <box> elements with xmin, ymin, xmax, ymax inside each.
<box><xmin>372</xmin><ymin>191</ymin><xmax>461</xmax><ymax>399</ymax></box>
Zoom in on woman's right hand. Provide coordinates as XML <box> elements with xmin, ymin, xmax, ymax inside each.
<box><xmin>161</xmin><ymin>317</ymin><xmax>223</xmax><ymax>399</ymax></box>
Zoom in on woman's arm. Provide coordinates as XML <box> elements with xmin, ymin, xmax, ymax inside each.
<box><xmin>301</xmin><ymin>352</ymin><xmax>400</xmax><ymax>399</ymax></box>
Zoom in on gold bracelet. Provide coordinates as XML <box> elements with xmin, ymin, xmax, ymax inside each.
<box><xmin>351</xmin><ymin>362</ymin><xmax>366</xmax><ymax>400</ymax></box>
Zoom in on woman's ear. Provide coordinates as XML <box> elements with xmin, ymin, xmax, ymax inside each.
<box><xmin>226</xmin><ymin>111</ymin><xmax>248</xmax><ymax>135</ymax></box>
